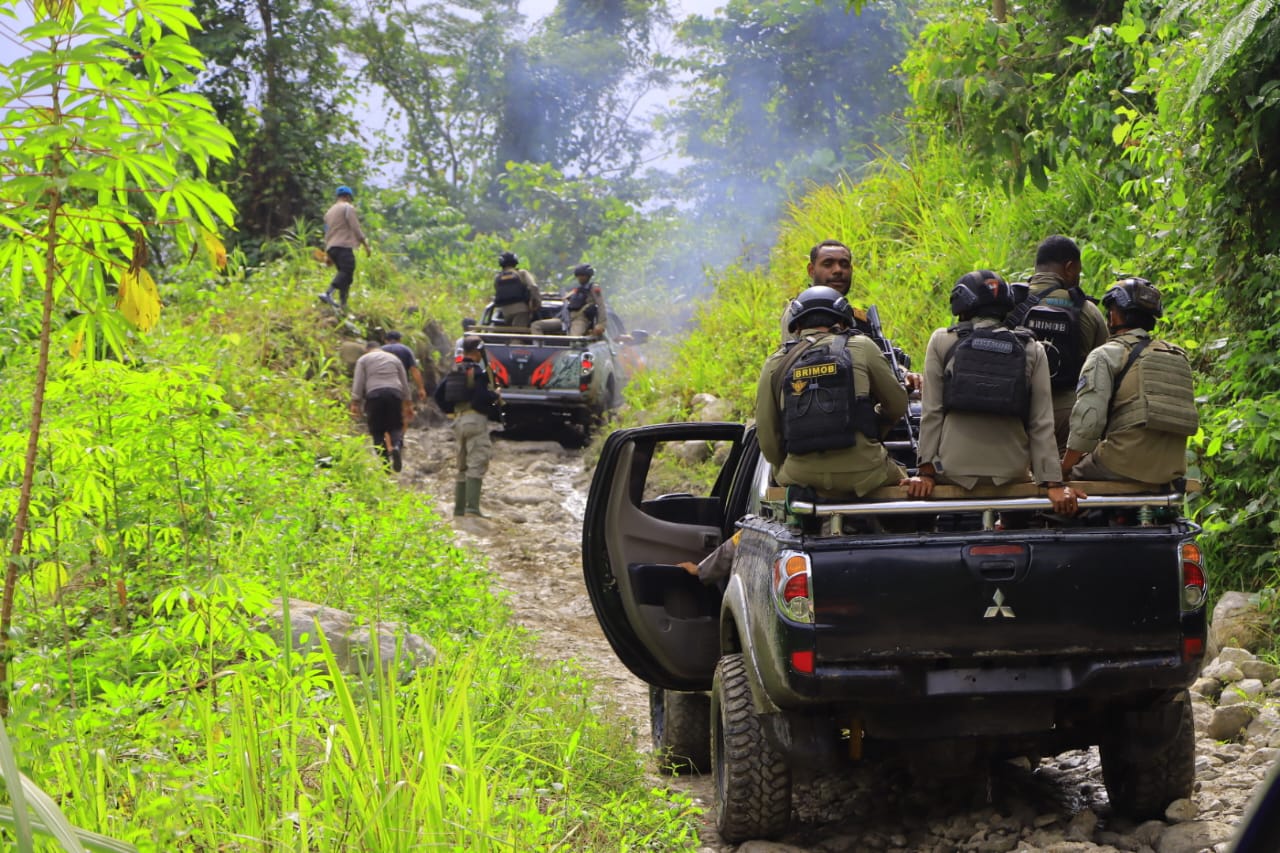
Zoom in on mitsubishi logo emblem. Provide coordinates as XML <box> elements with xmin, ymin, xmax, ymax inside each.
<box><xmin>984</xmin><ymin>588</ymin><xmax>1016</xmax><ymax>619</ymax></box>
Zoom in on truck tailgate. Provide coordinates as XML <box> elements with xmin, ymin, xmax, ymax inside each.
<box><xmin>809</xmin><ymin>527</ymin><xmax>1190</xmax><ymax>662</ymax></box>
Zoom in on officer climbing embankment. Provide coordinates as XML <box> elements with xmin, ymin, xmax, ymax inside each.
<box><xmin>351</xmin><ymin>340</ymin><xmax>412</xmax><ymax>471</ymax></box>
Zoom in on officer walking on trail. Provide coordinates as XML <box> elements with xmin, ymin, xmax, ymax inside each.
<box><xmin>755</xmin><ymin>285</ymin><xmax>907</xmax><ymax>499</ymax></box>
<box><xmin>904</xmin><ymin>271</ymin><xmax>1078</xmax><ymax>515</ymax></box>
<box><xmin>565</xmin><ymin>264</ymin><xmax>607</xmax><ymax>337</ymax></box>
<box><xmin>320</xmin><ymin>186</ymin><xmax>370</xmax><ymax>310</ymax></box>
<box><xmin>351</xmin><ymin>340</ymin><xmax>412</xmax><ymax>472</ymax></box>
<box><xmin>1013</xmin><ymin>235</ymin><xmax>1109</xmax><ymax>448</ymax></box>
<box><xmin>433</xmin><ymin>335</ymin><xmax>502</xmax><ymax>516</ymax></box>
<box><xmin>1061</xmin><ymin>278</ymin><xmax>1198</xmax><ymax>485</ymax></box>
<box><xmin>492</xmin><ymin>251</ymin><xmax>542</xmax><ymax>328</ymax></box>
<box><xmin>382</xmin><ymin>330</ymin><xmax>427</xmax><ymax>402</ymax></box>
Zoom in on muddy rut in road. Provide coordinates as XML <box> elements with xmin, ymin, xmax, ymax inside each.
<box><xmin>402</xmin><ymin>423</ymin><xmax>1269</xmax><ymax>853</ymax></box>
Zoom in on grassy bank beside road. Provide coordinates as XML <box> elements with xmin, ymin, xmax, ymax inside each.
<box><xmin>0</xmin><ymin>257</ymin><xmax>697</xmax><ymax>850</ymax></box>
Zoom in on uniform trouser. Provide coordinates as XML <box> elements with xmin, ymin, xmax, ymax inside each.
<box><xmin>326</xmin><ymin>247</ymin><xmax>356</xmax><ymax>305</ymax></box>
<box><xmin>1068</xmin><ymin>453</ymin><xmax>1122</xmax><ymax>481</ymax></box>
<box><xmin>454</xmin><ymin>411</ymin><xmax>492</xmax><ymax>480</ymax></box>
<box><xmin>531</xmin><ymin>318</ymin><xmax>564</xmax><ymax>335</ymax></box>
<box><xmin>499</xmin><ymin>303</ymin><xmax>531</xmax><ymax>328</ymax></box>
<box><xmin>365</xmin><ymin>392</ymin><xmax>404</xmax><ymax>455</ymax></box>
<box><xmin>569</xmin><ymin>312</ymin><xmax>592</xmax><ymax>336</ymax></box>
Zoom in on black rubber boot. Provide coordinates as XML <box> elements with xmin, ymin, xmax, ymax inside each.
<box><xmin>453</xmin><ymin>481</ymin><xmax>467</xmax><ymax>517</ymax></box>
<box><xmin>465</xmin><ymin>478</ymin><xmax>486</xmax><ymax>517</ymax></box>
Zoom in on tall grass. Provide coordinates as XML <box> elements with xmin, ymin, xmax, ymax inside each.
<box><xmin>0</xmin><ymin>258</ymin><xmax>698</xmax><ymax>849</ymax></box>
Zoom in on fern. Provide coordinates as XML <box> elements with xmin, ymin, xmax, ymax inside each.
<box><xmin>1181</xmin><ymin>0</ymin><xmax>1280</xmax><ymax>111</ymax></box>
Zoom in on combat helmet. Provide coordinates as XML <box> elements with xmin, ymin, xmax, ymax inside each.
<box><xmin>1103</xmin><ymin>277</ymin><xmax>1163</xmax><ymax>318</ymax></box>
<box><xmin>787</xmin><ymin>285</ymin><xmax>854</xmax><ymax>332</ymax></box>
<box><xmin>949</xmin><ymin>269</ymin><xmax>1013</xmax><ymax>317</ymax></box>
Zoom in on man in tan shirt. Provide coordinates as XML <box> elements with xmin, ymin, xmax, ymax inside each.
<box><xmin>1061</xmin><ymin>278</ymin><xmax>1198</xmax><ymax>485</ymax></box>
<box><xmin>350</xmin><ymin>340</ymin><xmax>411</xmax><ymax>471</ymax></box>
<box><xmin>904</xmin><ymin>271</ymin><xmax>1078</xmax><ymax>515</ymax></box>
<box><xmin>756</xmin><ymin>286</ymin><xmax>907</xmax><ymax>498</ymax></box>
<box><xmin>321</xmin><ymin>186</ymin><xmax>370</xmax><ymax>310</ymax></box>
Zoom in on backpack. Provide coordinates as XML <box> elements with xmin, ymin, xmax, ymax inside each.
<box><xmin>1010</xmin><ymin>284</ymin><xmax>1087</xmax><ymax>390</ymax></box>
<box><xmin>774</xmin><ymin>333</ymin><xmax>878</xmax><ymax>455</ymax></box>
<box><xmin>442</xmin><ymin>364</ymin><xmax>477</xmax><ymax>403</ymax></box>
<box><xmin>493</xmin><ymin>270</ymin><xmax>528</xmax><ymax>306</ymax></box>
<box><xmin>941</xmin><ymin>323</ymin><xmax>1031</xmax><ymax>418</ymax></box>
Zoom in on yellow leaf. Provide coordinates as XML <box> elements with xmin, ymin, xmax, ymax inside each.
<box><xmin>201</xmin><ymin>228</ymin><xmax>227</xmax><ymax>270</ymax></box>
<box><xmin>69</xmin><ymin>330</ymin><xmax>84</xmax><ymax>360</ymax></box>
<box><xmin>117</xmin><ymin>268</ymin><xmax>162</xmax><ymax>331</ymax></box>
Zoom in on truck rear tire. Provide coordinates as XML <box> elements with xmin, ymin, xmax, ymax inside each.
<box><xmin>649</xmin><ymin>685</ymin><xmax>710</xmax><ymax>774</ymax></box>
<box><xmin>711</xmin><ymin>653</ymin><xmax>792</xmax><ymax>842</ymax></box>
<box><xmin>1100</xmin><ymin>690</ymin><xmax>1195</xmax><ymax>819</ymax></box>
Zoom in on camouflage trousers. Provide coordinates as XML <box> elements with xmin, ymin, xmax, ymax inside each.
<box><xmin>453</xmin><ymin>411</ymin><xmax>492</xmax><ymax>480</ymax></box>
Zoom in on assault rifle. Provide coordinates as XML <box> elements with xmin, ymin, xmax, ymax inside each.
<box><xmin>864</xmin><ymin>304</ymin><xmax>918</xmax><ymax>460</ymax></box>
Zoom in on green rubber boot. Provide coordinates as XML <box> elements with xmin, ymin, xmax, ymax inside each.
<box><xmin>453</xmin><ymin>480</ymin><xmax>467</xmax><ymax>517</ymax></box>
<box><xmin>465</xmin><ymin>477</ymin><xmax>487</xmax><ymax>517</ymax></box>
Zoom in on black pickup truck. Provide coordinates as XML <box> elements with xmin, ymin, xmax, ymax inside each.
<box><xmin>582</xmin><ymin>422</ymin><xmax>1207</xmax><ymax>842</ymax></box>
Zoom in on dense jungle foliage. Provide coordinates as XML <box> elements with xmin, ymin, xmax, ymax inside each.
<box><xmin>630</xmin><ymin>0</ymin><xmax>1280</xmax><ymax>602</ymax></box>
<box><xmin>4</xmin><ymin>0</ymin><xmax>1280</xmax><ymax>848</ymax></box>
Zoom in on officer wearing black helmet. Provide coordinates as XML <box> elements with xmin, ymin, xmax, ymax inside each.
<box><xmin>755</xmin><ymin>285</ymin><xmax>908</xmax><ymax>498</ymax></box>
<box><xmin>492</xmin><ymin>251</ymin><xmax>542</xmax><ymax>328</ymax></box>
<box><xmin>906</xmin><ymin>271</ymin><xmax>1078</xmax><ymax>514</ymax></box>
<box><xmin>565</xmin><ymin>263</ymin><xmax>606</xmax><ymax>337</ymax></box>
<box><xmin>1061</xmin><ymin>278</ymin><xmax>1198</xmax><ymax>484</ymax></box>
<box><xmin>780</xmin><ymin>239</ymin><xmax>922</xmax><ymax>390</ymax></box>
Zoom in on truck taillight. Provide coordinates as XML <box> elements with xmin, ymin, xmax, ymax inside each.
<box><xmin>1180</xmin><ymin>541</ymin><xmax>1206</xmax><ymax>610</ymax></box>
<box><xmin>580</xmin><ymin>353</ymin><xmax>594</xmax><ymax>375</ymax></box>
<box><xmin>773</xmin><ymin>551</ymin><xmax>812</xmax><ymax>624</ymax></box>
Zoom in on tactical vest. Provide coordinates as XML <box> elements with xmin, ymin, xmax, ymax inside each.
<box><xmin>442</xmin><ymin>364</ymin><xmax>478</xmax><ymax>403</ymax></box>
<box><xmin>1012</xmin><ymin>285</ymin><xmax>1087</xmax><ymax>390</ymax></box>
<box><xmin>1108</xmin><ymin>338</ymin><xmax>1199</xmax><ymax>436</ymax></box>
<box><xmin>565</xmin><ymin>281</ymin><xmax>593</xmax><ymax>312</ymax></box>
<box><xmin>493</xmin><ymin>270</ymin><xmax>528</xmax><ymax>306</ymax></box>
<box><xmin>776</xmin><ymin>333</ymin><xmax>879</xmax><ymax>455</ymax></box>
<box><xmin>941</xmin><ymin>323</ymin><xmax>1031</xmax><ymax>418</ymax></box>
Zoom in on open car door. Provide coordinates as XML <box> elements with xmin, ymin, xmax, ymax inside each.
<box><xmin>582</xmin><ymin>422</ymin><xmax>749</xmax><ymax>692</ymax></box>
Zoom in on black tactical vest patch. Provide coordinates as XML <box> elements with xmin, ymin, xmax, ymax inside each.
<box><xmin>1021</xmin><ymin>289</ymin><xmax>1085</xmax><ymax>390</ymax></box>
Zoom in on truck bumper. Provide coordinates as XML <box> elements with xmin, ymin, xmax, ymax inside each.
<box><xmin>499</xmin><ymin>389</ymin><xmax>594</xmax><ymax>421</ymax></box>
<box><xmin>787</xmin><ymin>652</ymin><xmax>1202</xmax><ymax>704</ymax></box>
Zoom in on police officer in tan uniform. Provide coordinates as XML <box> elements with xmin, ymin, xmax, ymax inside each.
<box><xmin>780</xmin><ymin>239</ymin><xmax>921</xmax><ymax>392</ymax></box>
<box><xmin>1061</xmin><ymin>278</ymin><xmax>1198</xmax><ymax>485</ymax></box>
<box><xmin>904</xmin><ymin>271</ymin><xmax>1078</xmax><ymax>514</ymax></box>
<box><xmin>565</xmin><ymin>264</ymin><xmax>606</xmax><ymax>337</ymax></box>
<box><xmin>433</xmin><ymin>336</ymin><xmax>502</xmax><ymax>516</ymax></box>
<box><xmin>1018</xmin><ymin>235</ymin><xmax>1110</xmax><ymax>448</ymax></box>
<box><xmin>493</xmin><ymin>251</ymin><xmax>542</xmax><ymax>329</ymax></box>
<box><xmin>756</xmin><ymin>286</ymin><xmax>907</xmax><ymax>498</ymax></box>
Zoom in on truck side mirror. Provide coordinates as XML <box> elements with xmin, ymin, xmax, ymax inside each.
<box><xmin>630</xmin><ymin>329</ymin><xmax>650</xmax><ymax>344</ymax></box>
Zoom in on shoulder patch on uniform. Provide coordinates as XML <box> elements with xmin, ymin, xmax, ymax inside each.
<box><xmin>1076</xmin><ymin>374</ymin><xmax>1088</xmax><ymax>392</ymax></box>
<box><xmin>852</xmin><ymin>307</ymin><xmax>868</xmax><ymax>322</ymax></box>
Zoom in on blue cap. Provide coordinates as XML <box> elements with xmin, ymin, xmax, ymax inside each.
<box><xmin>335</xmin><ymin>185</ymin><xmax>354</xmax><ymax>198</ymax></box>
